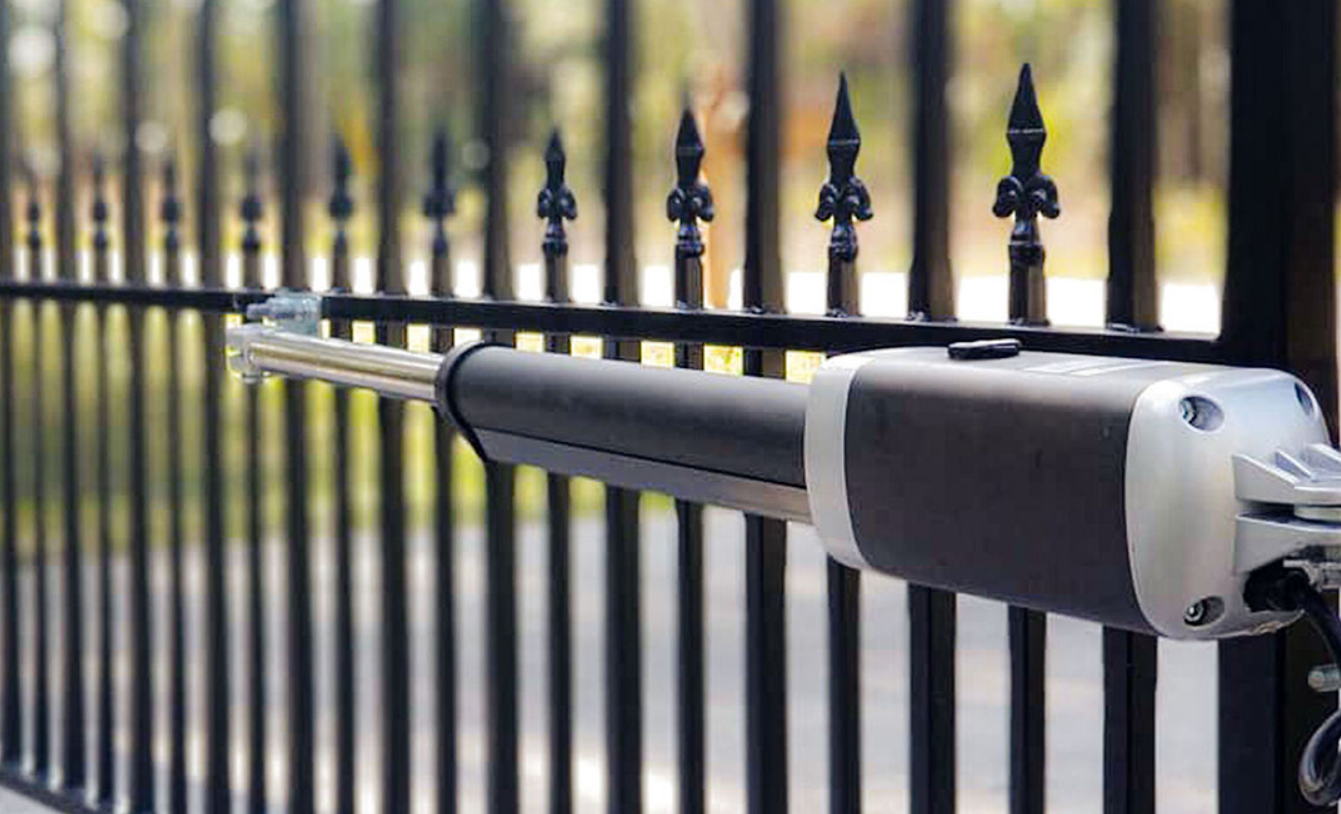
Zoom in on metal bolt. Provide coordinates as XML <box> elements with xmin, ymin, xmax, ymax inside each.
<box><xmin>1310</xmin><ymin>663</ymin><xmax>1341</xmax><ymax>693</ymax></box>
<box><xmin>1183</xmin><ymin>600</ymin><xmax>1209</xmax><ymax>625</ymax></box>
<box><xmin>1182</xmin><ymin>596</ymin><xmax>1223</xmax><ymax>627</ymax></box>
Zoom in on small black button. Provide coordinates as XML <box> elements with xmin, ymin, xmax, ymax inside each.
<box><xmin>948</xmin><ymin>338</ymin><xmax>1022</xmax><ymax>360</ymax></box>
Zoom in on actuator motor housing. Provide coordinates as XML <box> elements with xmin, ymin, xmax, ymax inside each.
<box><xmin>805</xmin><ymin>347</ymin><xmax>1330</xmax><ymax>640</ymax></box>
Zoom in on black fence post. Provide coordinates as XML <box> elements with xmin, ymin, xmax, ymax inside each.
<box><xmin>991</xmin><ymin>66</ymin><xmax>1056</xmax><ymax>814</ymax></box>
<box><xmin>1101</xmin><ymin>3</ymin><xmax>1159</xmax><ymax>811</ymax></box>
<box><xmin>196</xmin><ymin>0</ymin><xmax>220</xmax><ymax>287</ymax></box>
<box><xmin>906</xmin><ymin>5</ymin><xmax>957</xmax><ymax>812</ymax></box>
<box><xmin>423</xmin><ymin>128</ymin><xmax>458</xmax><ymax>814</ymax></box>
<box><xmin>121</xmin><ymin>0</ymin><xmax>143</xmax><ymax>281</ymax></box>
<box><xmin>239</xmin><ymin>147</ymin><xmax>267</xmax><ymax>814</ymax></box>
<box><xmin>537</xmin><ymin>128</ymin><xmax>575</xmax><ymax>814</ymax></box>
<box><xmin>328</xmin><ymin>135</ymin><xmax>356</xmax><ymax>814</ymax></box>
<box><xmin>907</xmin><ymin>0</ymin><xmax>954</xmax><ymax>321</ymax></box>
<box><xmin>601</xmin><ymin>0</ymin><xmax>641</xmax><ymax>808</ymax></box>
<box><xmin>373</xmin><ymin>0</ymin><xmax>410</xmax><ymax>810</ymax></box>
<box><xmin>477</xmin><ymin>0</ymin><xmax>518</xmax><ymax>809</ymax></box>
<box><xmin>53</xmin><ymin>0</ymin><xmax>84</xmax><ymax>793</ymax></box>
<box><xmin>24</xmin><ymin>166</ymin><xmax>49</xmax><ymax>785</ymax></box>
<box><xmin>275</xmin><ymin>1</ymin><xmax>313</xmax><ymax>808</ymax></box>
<box><xmin>90</xmin><ymin>154</ymin><xmax>113</xmax><ymax>807</ymax></box>
<box><xmin>161</xmin><ymin>155</ymin><xmax>191</xmax><ymax>814</ymax></box>
<box><xmin>1218</xmin><ymin>3</ymin><xmax>1338</xmax><ymax>814</ymax></box>
<box><xmin>743</xmin><ymin>1</ymin><xmax>788</xmax><ymax>812</ymax></box>
<box><xmin>816</xmin><ymin>74</ymin><xmax>869</xmax><ymax>814</ymax></box>
<box><xmin>666</xmin><ymin>107</ymin><xmax>710</xmax><ymax>814</ymax></box>
<box><xmin>1106</xmin><ymin>0</ymin><xmax>1158</xmax><ymax>331</ymax></box>
<box><xmin>0</xmin><ymin>0</ymin><xmax>17</xmax><ymax>776</ymax></box>
<box><xmin>197</xmin><ymin>158</ymin><xmax>232</xmax><ymax>814</ymax></box>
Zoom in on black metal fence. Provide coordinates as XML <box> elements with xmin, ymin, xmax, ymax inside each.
<box><xmin>0</xmin><ymin>0</ymin><xmax>1335</xmax><ymax>813</ymax></box>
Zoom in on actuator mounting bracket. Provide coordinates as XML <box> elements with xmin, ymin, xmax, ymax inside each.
<box><xmin>1234</xmin><ymin>443</ymin><xmax>1341</xmax><ymax>580</ymax></box>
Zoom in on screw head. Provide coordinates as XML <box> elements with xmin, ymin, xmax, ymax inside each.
<box><xmin>1183</xmin><ymin>597</ymin><xmax>1224</xmax><ymax>627</ymax></box>
<box><xmin>1184</xmin><ymin>601</ymin><xmax>1207</xmax><ymax>625</ymax></box>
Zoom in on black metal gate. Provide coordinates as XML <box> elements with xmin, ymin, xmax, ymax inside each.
<box><xmin>0</xmin><ymin>0</ymin><xmax>1334</xmax><ymax>813</ymax></box>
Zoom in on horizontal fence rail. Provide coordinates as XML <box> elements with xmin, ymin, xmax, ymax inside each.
<box><xmin>0</xmin><ymin>2</ymin><xmax>1333</xmax><ymax>814</ymax></box>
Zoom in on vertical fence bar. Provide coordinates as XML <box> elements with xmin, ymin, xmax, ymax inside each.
<box><xmin>126</xmin><ymin>295</ymin><xmax>152</xmax><ymax>814</ymax></box>
<box><xmin>90</xmin><ymin>157</ymin><xmax>112</xmax><ymax>805</ymax></box>
<box><xmin>196</xmin><ymin>148</ymin><xmax>231</xmax><ymax>814</ymax></box>
<box><xmin>816</xmin><ymin>75</ymin><xmax>869</xmax><ymax>814</ymax></box>
<box><xmin>53</xmin><ymin>0</ymin><xmax>84</xmax><ymax>792</ymax></box>
<box><xmin>536</xmin><ymin>130</ymin><xmax>574</xmax><ymax>814</ymax></box>
<box><xmin>905</xmin><ymin>1</ymin><xmax>955</xmax><ymax>811</ymax></box>
<box><xmin>117</xmin><ymin>99</ymin><xmax>149</xmax><ymax>814</ymax></box>
<box><xmin>477</xmin><ymin>0</ymin><xmax>518</xmax><ymax>807</ymax></box>
<box><xmin>1102</xmin><ymin>631</ymin><xmax>1155</xmax><ymax>814</ymax></box>
<box><xmin>25</xmin><ymin>171</ymin><xmax>49</xmax><ymax>784</ymax></box>
<box><xmin>276</xmin><ymin>0</ymin><xmax>313</xmax><ymax>809</ymax></box>
<box><xmin>120</xmin><ymin>0</ymin><xmax>154</xmax><ymax>807</ymax></box>
<box><xmin>0</xmin><ymin>0</ymin><xmax>16</xmax><ymax>769</ymax></box>
<box><xmin>161</xmin><ymin>159</ymin><xmax>189</xmax><ymax>814</ymax></box>
<box><xmin>422</xmin><ymin>131</ymin><xmax>456</xmax><ymax>814</ymax></box>
<box><xmin>743</xmin><ymin>0</ymin><xmax>787</xmax><ymax>810</ymax></box>
<box><xmin>277</xmin><ymin>0</ymin><xmax>306</xmax><ymax>285</ymax></box>
<box><xmin>907</xmin><ymin>0</ymin><xmax>953</xmax><ymax>321</ymax></box>
<box><xmin>327</xmin><ymin>138</ymin><xmax>356</xmax><ymax>814</ymax></box>
<box><xmin>602</xmin><ymin>0</ymin><xmax>642</xmax><ymax>808</ymax></box>
<box><xmin>907</xmin><ymin>588</ymin><xmax>954</xmax><ymax>814</ymax></box>
<box><xmin>121</xmin><ymin>0</ymin><xmax>144</xmax><ymax>283</ymax></box>
<box><xmin>1101</xmin><ymin>4</ymin><xmax>1159</xmax><ymax>812</ymax></box>
<box><xmin>1010</xmin><ymin>610</ymin><xmax>1045</xmax><ymax>814</ymax></box>
<box><xmin>1106</xmin><ymin>0</ymin><xmax>1158</xmax><ymax>332</ymax></box>
<box><xmin>666</xmin><ymin>110</ymin><xmax>708</xmax><ymax>814</ymax></box>
<box><xmin>196</xmin><ymin>7</ymin><xmax>233</xmax><ymax>803</ymax></box>
<box><xmin>196</xmin><ymin>0</ymin><xmax>220</xmax><ymax>286</ymax></box>
<box><xmin>239</xmin><ymin>149</ymin><xmax>267</xmax><ymax>814</ymax></box>
<box><xmin>0</xmin><ymin>248</ymin><xmax>16</xmax><ymax>773</ymax></box>
<box><xmin>1218</xmin><ymin>2</ymin><xmax>1338</xmax><ymax>813</ymax></box>
<box><xmin>374</xmin><ymin>0</ymin><xmax>410</xmax><ymax>809</ymax></box>
<box><xmin>0</xmin><ymin>0</ymin><xmax>12</xmax><ymax>772</ymax></box>
<box><xmin>991</xmin><ymin>65</ymin><xmax>1058</xmax><ymax>814</ymax></box>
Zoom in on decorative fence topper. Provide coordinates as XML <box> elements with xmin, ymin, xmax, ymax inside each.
<box><xmin>994</xmin><ymin>64</ymin><xmax>1060</xmax><ymax>327</ymax></box>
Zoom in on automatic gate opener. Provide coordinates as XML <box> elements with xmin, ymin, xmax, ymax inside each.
<box><xmin>228</xmin><ymin>301</ymin><xmax>1341</xmax><ymax>803</ymax></box>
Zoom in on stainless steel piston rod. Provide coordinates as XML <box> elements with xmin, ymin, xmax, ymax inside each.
<box><xmin>229</xmin><ymin>322</ymin><xmax>811</xmax><ymax>521</ymax></box>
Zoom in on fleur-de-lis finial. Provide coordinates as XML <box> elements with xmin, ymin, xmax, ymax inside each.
<box><xmin>24</xmin><ymin>161</ymin><xmax>41</xmax><ymax>257</ymax></box>
<box><xmin>91</xmin><ymin>152</ymin><xmax>108</xmax><ymax>253</ymax></box>
<box><xmin>815</xmin><ymin>73</ymin><xmax>872</xmax><ymax>263</ymax></box>
<box><xmin>329</xmin><ymin>136</ymin><xmax>354</xmax><ymax>257</ymax></box>
<box><xmin>241</xmin><ymin>148</ymin><xmax>263</xmax><ymax>257</ymax></box>
<box><xmin>421</xmin><ymin>129</ymin><xmax>456</xmax><ymax>261</ymax></box>
<box><xmin>993</xmin><ymin>64</ymin><xmax>1060</xmax><ymax>324</ymax></box>
<box><xmin>536</xmin><ymin>129</ymin><xmax>576</xmax><ymax>259</ymax></box>
<box><xmin>329</xmin><ymin>137</ymin><xmax>353</xmax><ymax>224</ymax></box>
<box><xmin>665</xmin><ymin>108</ymin><xmax>713</xmax><ymax>259</ymax></box>
<box><xmin>161</xmin><ymin>156</ymin><xmax>181</xmax><ymax>255</ymax></box>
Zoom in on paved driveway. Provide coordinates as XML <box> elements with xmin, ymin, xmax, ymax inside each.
<box><xmin>11</xmin><ymin>507</ymin><xmax>1217</xmax><ymax>813</ymax></box>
